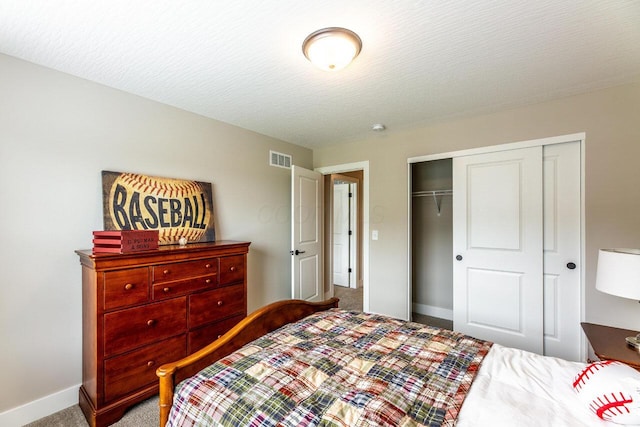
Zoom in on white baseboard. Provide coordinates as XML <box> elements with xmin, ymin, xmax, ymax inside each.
<box><xmin>0</xmin><ymin>384</ymin><xmax>79</xmax><ymax>427</ymax></box>
<box><xmin>412</xmin><ymin>302</ymin><xmax>453</xmax><ymax>321</ymax></box>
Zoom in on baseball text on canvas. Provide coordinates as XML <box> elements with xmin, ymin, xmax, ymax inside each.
<box><xmin>101</xmin><ymin>171</ymin><xmax>215</xmax><ymax>245</ymax></box>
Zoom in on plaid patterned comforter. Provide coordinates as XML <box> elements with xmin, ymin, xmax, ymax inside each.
<box><xmin>168</xmin><ymin>309</ymin><xmax>492</xmax><ymax>427</ymax></box>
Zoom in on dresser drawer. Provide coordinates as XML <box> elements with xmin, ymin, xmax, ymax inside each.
<box><xmin>104</xmin><ymin>268</ymin><xmax>149</xmax><ymax>310</ymax></box>
<box><xmin>152</xmin><ymin>275</ymin><xmax>216</xmax><ymax>301</ymax></box>
<box><xmin>104</xmin><ymin>297</ymin><xmax>187</xmax><ymax>357</ymax></box>
<box><xmin>219</xmin><ymin>255</ymin><xmax>245</xmax><ymax>285</ymax></box>
<box><xmin>189</xmin><ymin>285</ymin><xmax>245</xmax><ymax>329</ymax></box>
<box><xmin>188</xmin><ymin>314</ymin><xmax>244</xmax><ymax>353</ymax></box>
<box><xmin>104</xmin><ymin>335</ymin><xmax>186</xmax><ymax>402</ymax></box>
<box><xmin>153</xmin><ymin>258</ymin><xmax>218</xmax><ymax>284</ymax></box>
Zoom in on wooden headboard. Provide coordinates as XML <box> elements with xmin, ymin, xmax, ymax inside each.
<box><xmin>156</xmin><ymin>297</ymin><xmax>339</xmax><ymax>426</ymax></box>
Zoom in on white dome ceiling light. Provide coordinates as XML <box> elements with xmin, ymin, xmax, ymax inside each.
<box><xmin>302</xmin><ymin>27</ymin><xmax>362</xmax><ymax>72</ymax></box>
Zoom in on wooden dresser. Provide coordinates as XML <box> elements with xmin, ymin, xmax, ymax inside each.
<box><xmin>76</xmin><ymin>240</ymin><xmax>250</xmax><ymax>427</ymax></box>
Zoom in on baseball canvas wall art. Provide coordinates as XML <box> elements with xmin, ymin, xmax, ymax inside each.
<box><xmin>101</xmin><ymin>171</ymin><xmax>215</xmax><ymax>245</ymax></box>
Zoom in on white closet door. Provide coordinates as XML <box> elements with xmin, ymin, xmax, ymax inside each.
<box><xmin>453</xmin><ymin>147</ymin><xmax>544</xmax><ymax>354</ymax></box>
<box><xmin>543</xmin><ymin>141</ymin><xmax>581</xmax><ymax>361</ymax></box>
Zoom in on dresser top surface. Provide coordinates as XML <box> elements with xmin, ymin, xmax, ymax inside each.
<box><xmin>76</xmin><ymin>240</ymin><xmax>250</xmax><ymax>269</ymax></box>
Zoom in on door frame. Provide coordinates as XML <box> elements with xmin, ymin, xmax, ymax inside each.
<box><xmin>316</xmin><ymin>161</ymin><xmax>370</xmax><ymax>313</ymax></box>
<box><xmin>407</xmin><ymin>132</ymin><xmax>586</xmax><ymax>357</ymax></box>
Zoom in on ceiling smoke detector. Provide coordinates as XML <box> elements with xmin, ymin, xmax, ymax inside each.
<box><xmin>372</xmin><ymin>124</ymin><xmax>386</xmax><ymax>131</ymax></box>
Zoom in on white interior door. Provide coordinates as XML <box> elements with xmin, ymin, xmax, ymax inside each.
<box><xmin>348</xmin><ymin>183</ymin><xmax>357</xmax><ymax>289</ymax></box>
<box><xmin>543</xmin><ymin>141</ymin><xmax>581</xmax><ymax>361</ymax></box>
<box><xmin>453</xmin><ymin>147</ymin><xmax>544</xmax><ymax>354</ymax></box>
<box><xmin>333</xmin><ymin>183</ymin><xmax>350</xmax><ymax>287</ymax></box>
<box><xmin>291</xmin><ymin>165</ymin><xmax>323</xmax><ymax>301</ymax></box>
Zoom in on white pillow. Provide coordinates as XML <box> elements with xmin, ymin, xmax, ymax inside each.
<box><xmin>573</xmin><ymin>360</ymin><xmax>640</xmax><ymax>424</ymax></box>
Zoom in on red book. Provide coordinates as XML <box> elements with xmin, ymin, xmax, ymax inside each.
<box><xmin>92</xmin><ymin>230</ymin><xmax>159</xmax><ymax>253</ymax></box>
<box><xmin>91</xmin><ymin>245</ymin><xmax>127</xmax><ymax>254</ymax></box>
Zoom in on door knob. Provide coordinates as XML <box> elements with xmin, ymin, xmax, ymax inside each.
<box><xmin>456</xmin><ymin>255</ymin><xmax>463</xmax><ymax>261</ymax></box>
<box><xmin>290</xmin><ymin>249</ymin><xmax>306</xmax><ymax>256</ymax></box>
<box><xmin>567</xmin><ymin>262</ymin><xmax>577</xmax><ymax>270</ymax></box>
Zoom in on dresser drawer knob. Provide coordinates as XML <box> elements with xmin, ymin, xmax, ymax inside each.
<box><xmin>205</xmin><ymin>278</ymin><xmax>211</xmax><ymax>284</ymax></box>
<box><xmin>124</xmin><ymin>283</ymin><xmax>134</xmax><ymax>291</ymax></box>
<box><xmin>147</xmin><ymin>319</ymin><xmax>156</xmax><ymax>327</ymax></box>
<box><xmin>147</xmin><ymin>360</ymin><xmax>155</xmax><ymax>367</ymax></box>
<box><xmin>163</xmin><ymin>269</ymin><xmax>170</xmax><ymax>275</ymax></box>
<box><xmin>163</xmin><ymin>287</ymin><xmax>171</xmax><ymax>293</ymax></box>
<box><xmin>205</xmin><ymin>263</ymin><xmax>211</xmax><ymax>268</ymax></box>
<box><xmin>229</xmin><ymin>266</ymin><xmax>237</xmax><ymax>272</ymax></box>
<box><xmin>217</xmin><ymin>300</ymin><xmax>223</xmax><ymax>307</ymax></box>
<box><xmin>217</xmin><ymin>335</ymin><xmax>222</xmax><ymax>339</ymax></box>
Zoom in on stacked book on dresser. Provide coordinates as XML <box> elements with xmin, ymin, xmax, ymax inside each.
<box><xmin>92</xmin><ymin>230</ymin><xmax>159</xmax><ymax>253</ymax></box>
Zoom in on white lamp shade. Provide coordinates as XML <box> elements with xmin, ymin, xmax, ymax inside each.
<box><xmin>595</xmin><ymin>248</ymin><xmax>640</xmax><ymax>300</ymax></box>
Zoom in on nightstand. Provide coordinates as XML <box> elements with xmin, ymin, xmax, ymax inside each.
<box><xmin>581</xmin><ymin>322</ymin><xmax>640</xmax><ymax>370</ymax></box>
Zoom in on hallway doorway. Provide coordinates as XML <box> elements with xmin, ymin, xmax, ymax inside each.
<box><xmin>316</xmin><ymin>162</ymin><xmax>369</xmax><ymax>313</ymax></box>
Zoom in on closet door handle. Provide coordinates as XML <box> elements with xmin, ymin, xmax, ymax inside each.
<box><xmin>456</xmin><ymin>255</ymin><xmax>463</xmax><ymax>261</ymax></box>
<box><xmin>566</xmin><ymin>262</ymin><xmax>577</xmax><ymax>270</ymax></box>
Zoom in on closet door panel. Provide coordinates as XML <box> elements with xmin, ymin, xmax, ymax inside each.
<box><xmin>453</xmin><ymin>147</ymin><xmax>544</xmax><ymax>354</ymax></box>
<box><xmin>543</xmin><ymin>274</ymin><xmax>560</xmax><ymax>339</ymax></box>
<box><xmin>543</xmin><ymin>141</ymin><xmax>581</xmax><ymax>361</ymax></box>
<box><xmin>467</xmin><ymin>269</ymin><xmax>524</xmax><ymax>332</ymax></box>
<box><xmin>467</xmin><ymin>162</ymin><xmax>522</xmax><ymax>250</ymax></box>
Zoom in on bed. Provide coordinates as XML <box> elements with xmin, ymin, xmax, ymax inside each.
<box><xmin>157</xmin><ymin>298</ymin><xmax>639</xmax><ymax>427</ymax></box>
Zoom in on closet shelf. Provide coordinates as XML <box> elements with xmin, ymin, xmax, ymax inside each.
<box><xmin>412</xmin><ymin>190</ymin><xmax>452</xmax><ymax>216</ymax></box>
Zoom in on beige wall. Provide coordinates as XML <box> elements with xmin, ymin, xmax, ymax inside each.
<box><xmin>314</xmin><ymin>80</ymin><xmax>640</xmax><ymax>325</ymax></box>
<box><xmin>0</xmin><ymin>54</ymin><xmax>312</xmax><ymax>414</ymax></box>
<box><xmin>2</xmin><ymin>49</ymin><xmax>639</xmax><ymax>420</ymax></box>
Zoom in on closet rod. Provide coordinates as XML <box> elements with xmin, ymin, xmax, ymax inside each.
<box><xmin>412</xmin><ymin>190</ymin><xmax>452</xmax><ymax>216</ymax></box>
<box><xmin>411</xmin><ymin>190</ymin><xmax>453</xmax><ymax>197</ymax></box>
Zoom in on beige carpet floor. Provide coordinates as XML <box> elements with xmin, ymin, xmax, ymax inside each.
<box><xmin>333</xmin><ymin>285</ymin><xmax>363</xmax><ymax>311</ymax></box>
<box><xmin>25</xmin><ymin>397</ymin><xmax>158</xmax><ymax>427</ymax></box>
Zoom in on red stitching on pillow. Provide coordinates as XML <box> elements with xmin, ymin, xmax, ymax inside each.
<box><xmin>573</xmin><ymin>360</ymin><xmax>617</xmax><ymax>390</ymax></box>
<box><xmin>592</xmin><ymin>392</ymin><xmax>633</xmax><ymax>420</ymax></box>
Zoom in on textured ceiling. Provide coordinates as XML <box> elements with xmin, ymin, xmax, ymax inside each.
<box><xmin>1</xmin><ymin>1</ymin><xmax>639</xmax><ymax>149</ymax></box>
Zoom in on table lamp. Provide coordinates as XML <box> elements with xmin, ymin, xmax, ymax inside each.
<box><xmin>595</xmin><ymin>248</ymin><xmax>640</xmax><ymax>348</ymax></box>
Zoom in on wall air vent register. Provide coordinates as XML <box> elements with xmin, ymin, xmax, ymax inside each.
<box><xmin>270</xmin><ymin>150</ymin><xmax>292</xmax><ymax>169</ymax></box>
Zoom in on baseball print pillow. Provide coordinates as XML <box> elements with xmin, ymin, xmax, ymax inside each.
<box><xmin>573</xmin><ymin>360</ymin><xmax>640</xmax><ymax>424</ymax></box>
